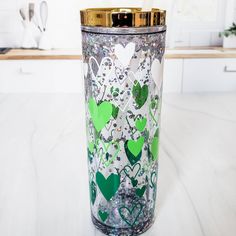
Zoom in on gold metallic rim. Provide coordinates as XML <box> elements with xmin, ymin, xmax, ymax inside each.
<box><xmin>80</xmin><ymin>8</ymin><xmax>166</xmax><ymax>27</ymax></box>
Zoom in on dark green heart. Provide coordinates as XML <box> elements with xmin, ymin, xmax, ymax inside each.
<box><xmin>124</xmin><ymin>140</ymin><xmax>142</xmax><ymax>166</ymax></box>
<box><xmin>119</xmin><ymin>203</ymin><xmax>144</xmax><ymax>227</ymax></box>
<box><xmin>132</xmin><ymin>81</ymin><xmax>149</xmax><ymax>109</ymax></box>
<box><xmin>112</xmin><ymin>104</ymin><xmax>119</xmax><ymax>119</ymax></box>
<box><xmin>131</xmin><ymin>178</ymin><xmax>138</xmax><ymax>187</ymax></box>
<box><xmin>89</xmin><ymin>180</ymin><xmax>97</xmax><ymax>205</ymax></box>
<box><xmin>98</xmin><ymin>210</ymin><xmax>109</xmax><ymax>222</ymax></box>
<box><xmin>135</xmin><ymin>186</ymin><xmax>146</xmax><ymax>197</ymax></box>
<box><xmin>96</xmin><ymin>172</ymin><xmax>120</xmax><ymax>201</ymax></box>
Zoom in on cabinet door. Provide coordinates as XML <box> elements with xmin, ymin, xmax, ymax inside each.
<box><xmin>183</xmin><ymin>59</ymin><xmax>236</xmax><ymax>92</ymax></box>
<box><xmin>0</xmin><ymin>60</ymin><xmax>82</xmax><ymax>93</ymax></box>
<box><xmin>163</xmin><ymin>59</ymin><xmax>183</xmax><ymax>93</ymax></box>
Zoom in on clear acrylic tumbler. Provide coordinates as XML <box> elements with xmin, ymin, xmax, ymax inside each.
<box><xmin>80</xmin><ymin>8</ymin><xmax>166</xmax><ymax>235</ymax></box>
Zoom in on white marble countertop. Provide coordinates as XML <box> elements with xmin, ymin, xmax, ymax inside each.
<box><xmin>0</xmin><ymin>93</ymin><xmax>235</xmax><ymax>236</ymax></box>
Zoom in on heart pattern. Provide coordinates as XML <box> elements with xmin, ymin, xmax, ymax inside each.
<box><xmin>89</xmin><ymin>56</ymin><xmax>113</xmax><ymax>81</ymax></box>
<box><xmin>119</xmin><ymin>203</ymin><xmax>144</xmax><ymax>226</ymax></box>
<box><xmin>96</xmin><ymin>172</ymin><xmax>120</xmax><ymax>201</ymax></box>
<box><xmin>97</xmin><ymin>139</ymin><xmax>120</xmax><ymax>167</ymax></box>
<box><xmin>82</xmin><ymin>28</ymin><xmax>166</xmax><ymax>228</ymax></box>
<box><xmin>115</xmin><ymin>42</ymin><xmax>136</xmax><ymax>68</ymax></box>
<box><xmin>88</xmin><ymin>98</ymin><xmax>113</xmax><ymax>132</ymax></box>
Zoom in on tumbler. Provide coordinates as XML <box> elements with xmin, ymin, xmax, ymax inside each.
<box><xmin>80</xmin><ymin>8</ymin><xmax>166</xmax><ymax>235</ymax></box>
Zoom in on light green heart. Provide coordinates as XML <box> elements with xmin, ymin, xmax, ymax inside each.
<box><xmin>88</xmin><ymin>98</ymin><xmax>113</xmax><ymax>132</ymax></box>
<box><xmin>127</xmin><ymin>137</ymin><xmax>145</xmax><ymax>157</ymax></box>
<box><xmin>151</xmin><ymin>137</ymin><xmax>159</xmax><ymax>161</ymax></box>
<box><xmin>135</xmin><ymin>117</ymin><xmax>147</xmax><ymax>132</ymax></box>
<box><xmin>88</xmin><ymin>142</ymin><xmax>94</xmax><ymax>153</ymax></box>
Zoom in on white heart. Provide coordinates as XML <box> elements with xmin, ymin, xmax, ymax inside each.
<box><xmin>151</xmin><ymin>59</ymin><xmax>164</xmax><ymax>90</ymax></box>
<box><xmin>89</xmin><ymin>56</ymin><xmax>113</xmax><ymax>81</ymax></box>
<box><xmin>112</xmin><ymin>90</ymin><xmax>132</xmax><ymax>112</ymax></box>
<box><xmin>83</xmin><ymin>63</ymin><xmax>88</xmax><ymax>77</ymax></box>
<box><xmin>115</xmin><ymin>42</ymin><xmax>136</xmax><ymax>68</ymax></box>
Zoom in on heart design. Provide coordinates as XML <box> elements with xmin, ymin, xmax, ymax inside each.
<box><xmin>88</xmin><ymin>142</ymin><xmax>94</xmax><ymax>154</ymax></box>
<box><xmin>151</xmin><ymin>58</ymin><xmax>164</xmax><ymax>91</ymax></box>
<box><xmin>123</xmin><ymin>163</ymin><xmax>141</xmax><ymax>180</ymax></box>
<box><xmin>151</xmin><ymin>137</ymin><xmax>159</xmax><ymax>161</ymax></box>
<box><xmin>135</xmin><ymin>117</ymin><xmax>147</xmax><ymax>132</ymax></box>
<box><xmin>96</xmin><ymin>172</ymin><xmax>120</xmax><ymax>201</ymax></box>
<box><xmin>131</xmin><ymin>178</ymin><xmax>138</xmax><ymax>187</ymax></box>
<box><xmin>119</xmin><ymin>203</ymin><xmax>144</xmax><ymax>226</ymax></box>
<box><xmin>89</xmin><ymin>180</ymin><xmax>97</xmax><ymax>205</ymax></box>
<box><xmin>135</xmin><ymin>186</ymin><xmax>146</xmax><ymax>198</ymax></box>
<box><xmin>88</xmin><ymin>98</ymin><xmax>113</xmax><ymax>132</ymax></box>
<box><xmin>124</xmin><ymin>138</ymin><xmax>144</xmax><ymax>166</ymax></box>
<box><xmin>112</xmin><ymin>90</ymin><xmax>132</xmax><ymax>112</ymax></box>
<box><xmin>115</xmin><ymin>66</ymin><xmax>129</xmax><ymax>85</ymax></box>
<box><xmin>150</xmin><ymin>171</ymin><xmax>157</xmax><ymax>189</ymax></box>
<box><xmin>98</xmin><ymin>210</ymin><xmax>109</xmax><ymax>222</ymax></box>
<box><xmin>115</xmin><ymin>42</ymin><xmax>136</xmax><ymax>68</ymax></box>
<box><xmin>127</xmin><ymin>137</ymin><xmax>145</xmax><ymax>157</ymax></box>
<box><xmin>149</xmin><ymin>101</ymin><xmax>158</xmax><ymax>126</ymax></box>
<box><xmin>97</xmin><ymin>139</ymin><xmax>121</xmax><ymax>167</ymax></box>
<box><xmin>132</xmin><ymin>82</ymin><xmax>149</xmax><ymax>109</ymax></box>
<box><xmin>89</xmin><ymin>56</ymin><xmax>113</xmax><ymax>81</ymax></box>
<box><xmin>83</xmin><ymin>62</ymin><xmax>88</xmax><ymax>77</ymax></box>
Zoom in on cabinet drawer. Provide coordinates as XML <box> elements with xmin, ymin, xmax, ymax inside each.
<box><xmin>163</xmin><ymin>59</ymin><xmax>183</xmax><ymax>93</ymax></box>
<box><xmin>183</xmin><ymin>59</ymin><xmax>236</xmax><ymax>92</ymax></box>
<box><xmin>0</xmin><ymin>60</ymin><xmax>82</xmax><ymax>93</ymax></box>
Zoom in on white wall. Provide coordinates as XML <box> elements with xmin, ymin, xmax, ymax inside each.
<box><xmin>0</xmin><ymin>0</ymin><xmax>235</xmax><ymax>49</ymax></box>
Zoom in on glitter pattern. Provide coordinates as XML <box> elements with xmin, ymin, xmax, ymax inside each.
<box><xmin>82</xmin><ymin>26</ymin><xmax>166</xmax><ymax>236</ymax></box>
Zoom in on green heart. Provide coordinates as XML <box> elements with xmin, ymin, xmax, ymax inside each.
<box><xmin>96</xmin><ymin>172</ymin><xmax>120</xmax><ymax>201</ymax></box>
<box><xmin>151</xmin><ymin>137</ymin><xmax>159</xmax><ymax>161</ymax></box>
<box><xmin>135</xmin><ymin>117</ymin><xmax>147</xmax><ymax>132</ymax></box>
<box><xmin>132</xmin><ymin>81</ymin><xmax>149</xmax><ymax>109</ymax></box>
<box><xmin>124</xmin><ymin>139</ymin><xmax>143</xmax><ymax>166</ymax></box>
<box><xmin>88</xmin><ymin>142</ymin><xmax>94</xmax><ymax>153</ymax></box>
<box><xmin>123</xmin><ymin>163</ymin><xmax>141</xmax><ymax>180</ymax></box>
<box><xmin>112</xmin><ymin>104</ymin><xmax>119</xmax><ymax>119</ymax></box>
<box><xmin>127</xmin><ymin>137</ymin><xmax>145</xmax><ymax>157</ymax></box>
<box><xmin>119</xmin><ymin>203</ymin><xmax>144</xmax><ymax>227</ymax></box>
<box><xmin>97</xmin><ymin>139</ymin><xmax>121</xmax><ymax>167</ymax></box>
<box><xmin>89</xmin><ymin>180</ymin><xmax>97</xmax><ymax>205</ymax></box>
<box><xmin>89</xmin><ymin>98</ymin><xmax>113</xmax><ymax>132</ymax></box>
<box><xmin>135</xmin><ymin>186</ymin><xmax>146</xmax><ymax>197</ymax></box>
<box><xmin>131</xmin><ymin>178</ymin><xmax>138</xmax><ymax>187</ymax></box>
<box><xmin>149</xmin><ymin>102</ymin><xmax>158</xmax><ymax>126</ymax></box>
<box><xmin>98</xmin><ymin>210</ymin><xmax>109</xmax><ymax>222</ymax></box>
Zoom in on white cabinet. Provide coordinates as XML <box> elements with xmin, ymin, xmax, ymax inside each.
<box><xmin>163</xmin><ymin>59</ymin><xmax>183</xmax><ymax>93</ymax></box>
<box><xmin>183</xmin><ymin>59</ymin><xmax>236</xmax><ymax>92</ymax></box>
<box><xmin>0</xmin><ymin>60</ymin><xmax>82</xmax><ymax>93</ymax></box>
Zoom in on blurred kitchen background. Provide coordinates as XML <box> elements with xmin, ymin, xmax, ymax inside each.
<box><xmin>0</xmin><ymin>0</ymin><xmax>236</xmax><ymax>94</ymax></box>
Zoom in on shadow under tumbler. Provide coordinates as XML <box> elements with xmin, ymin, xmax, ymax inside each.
<box><xmin>80</xmin><ymin>8</ymin><xmax>166</xmax><ymax>235</ymax></box>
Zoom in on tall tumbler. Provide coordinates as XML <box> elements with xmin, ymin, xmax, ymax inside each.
<box><xmin>80</xmin><ymin>8</ymin><xmax>166</xmax><ymax>236</ymax></box>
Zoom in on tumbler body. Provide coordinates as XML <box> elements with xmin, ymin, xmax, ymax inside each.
<box><xmin>81</xmin><ymin>9</ymin><xmax>166</xmax><ymax>235</ymax></box>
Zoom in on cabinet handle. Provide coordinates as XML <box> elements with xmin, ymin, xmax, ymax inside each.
<box><xmin>224</xmin><ymin>66</ymin><xmax>236</xmax><ymax>73</ymax></box>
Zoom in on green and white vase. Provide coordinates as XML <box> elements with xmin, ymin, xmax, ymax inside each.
<box><xmin>80</xmin><ymin>8</ymin><xmax>166</xmax><ymax>236</ymax></box>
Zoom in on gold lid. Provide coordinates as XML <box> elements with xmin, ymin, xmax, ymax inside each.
<box><xmin>80</xmin><ymin>8</ymin><xmax>166</xmax><ymax>28</ymax></box>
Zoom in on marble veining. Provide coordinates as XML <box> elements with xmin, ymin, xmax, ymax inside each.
<box><xmin>0</xmin><ymin>93</ymin><xmax>235</xmax><ymax>236</ymax></box>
